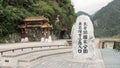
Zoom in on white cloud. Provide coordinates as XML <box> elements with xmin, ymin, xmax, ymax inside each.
<box><xmin>71</xmin><ymin>0</ymin><xmax>113</xmax><ymax>15</ymax></box>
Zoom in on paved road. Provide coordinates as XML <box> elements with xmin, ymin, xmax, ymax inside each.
<box><xmin>0</xmin><ymin>39</ymin><xmax>119</xmax><ymax>68</ymax></box>
<box><xmin>101</xmin><ymin>49</ymin><xmax>120</xmax><ymax>68</ymax></box>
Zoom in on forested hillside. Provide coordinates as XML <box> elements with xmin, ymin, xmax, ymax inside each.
<box><xmin>93</xmin><ymin>0</ymin><xmax>120</xmax><ymax>37</ymax></box>
<box><xmin>0</xmin><ymin>0</ymin><xmax>76</xmax><ymax>42</ymax></box>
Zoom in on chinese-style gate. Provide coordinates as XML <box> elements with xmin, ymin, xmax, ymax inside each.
<box><xmin>18</xmin><ymin>16</ymin><xmax>52</xmax><ymax>42</ymax></box>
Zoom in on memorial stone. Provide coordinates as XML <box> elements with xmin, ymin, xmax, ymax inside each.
<box><xmin>71</xmin><ymin>15</ymin><xmax>95</xmax><ymax>59</ymax></box>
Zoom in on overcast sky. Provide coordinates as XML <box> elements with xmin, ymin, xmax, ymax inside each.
<box><xmin>71</xmin><ymin>0</ymin><xmax>113</xmax><ymax>15</ymax></box>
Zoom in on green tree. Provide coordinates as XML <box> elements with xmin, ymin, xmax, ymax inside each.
<box><xmin>0</xmin><ymin>0</ymin><xmax>76</xmax><ymax>42</ymax></box>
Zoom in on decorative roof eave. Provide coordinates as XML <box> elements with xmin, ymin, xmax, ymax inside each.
<box><xmin>23</xmin><ymin>16</ymin><xmax>49</xmax><ymax>22</ymax></box>
<box><xmin>40</xmin><ymin>24</ymin><xmax>53</xmax><ymax>28</ymax></box>
<box><xmin>18</xmin><ymin>24</ymin><xmax>52</xmax><ymax>28</ymax></box>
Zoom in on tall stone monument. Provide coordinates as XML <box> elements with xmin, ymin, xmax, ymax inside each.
<box><xmin>71</xmin><ymin>15</ymin><xmax>95</xmax><ymax>59</ymax></box>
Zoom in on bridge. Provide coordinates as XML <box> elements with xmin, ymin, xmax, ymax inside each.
<box><xmin>0</xmin><ymin>39</ymin><xmax>120</xmax><ymax>68</ymax></box>
<box><xmin>96</xmin><ymin>38</ymin><xmax>120</xmax><ymax>49</ymax></box>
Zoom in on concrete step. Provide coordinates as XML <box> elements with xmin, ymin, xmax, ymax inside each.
<box><xmin>0</xmin><ymin>46</ymin><xmax>72</xmax><ymax>68</ymax></box>
<box><xmin>2</xmin><ymin>46</ymin><xmax>68</xmax><ymax>57</ymax></box>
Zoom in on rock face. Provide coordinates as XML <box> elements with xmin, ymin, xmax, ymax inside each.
<box><xmin>71</xmin><ymin>15</ymin><xmax>95</xmax><ymax>59</ymax></box>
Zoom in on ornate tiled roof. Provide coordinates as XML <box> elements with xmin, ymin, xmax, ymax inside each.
<box><xmin>23</xmin><ymin>16</ymin><xmax>49</xmax><ymax>22</ymax></box>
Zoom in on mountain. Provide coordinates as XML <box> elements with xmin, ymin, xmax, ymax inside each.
<box><xmin>76</xmin><ymin>11</ymin><xmax>94</xmax><ymax>21</ymax></box>
<box><xmin>76</xmin><ymin>11</ymin><xmax>90</xmax><ymax>16</ymax></box>
<box><xmin>93</xmin><ymin>0</ymin><xmax>120</xmax><ymax>37</ymax></box>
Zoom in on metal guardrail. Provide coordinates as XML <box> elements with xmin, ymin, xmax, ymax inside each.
<box><xmin>0</xmin><ymin>45</ymin><xmax>70</xmax><ymax>55</ymax></box>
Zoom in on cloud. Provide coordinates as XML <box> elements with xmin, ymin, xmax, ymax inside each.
<box><xmin>71</xmin><ymin>0</ymin><xmax>113</xmax><ymax>15</ymax></box>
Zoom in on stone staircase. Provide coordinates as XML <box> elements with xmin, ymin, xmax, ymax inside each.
<box><xmin>0</xmin><ymin>40</ymin><xmax>71</xmax><ymax>68</ymax></box>
<box><xmin>0</xmin><ymin>46</ymin><xmax>72</xmax><ymax>68</ymax></box>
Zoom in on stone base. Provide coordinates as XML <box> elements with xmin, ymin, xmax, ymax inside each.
<box><xmin>65</xmin><ymin>58</ymin><xmax>103</xmax><ymax>63</ymax></box>
<box><xmin>64</xmin><ymin>49</ymin><xmax>105</xmax><ymax>68</ymax></box>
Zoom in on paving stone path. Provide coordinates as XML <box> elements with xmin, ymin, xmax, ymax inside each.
<box><xmin>32</xmin><ymin>49</ymin><xmax>104</xmax><ymax>68</ymax></box>
<box><xmin>101</xmin><ymin>49</ymin><xmax>120</xmax><ymax>68</ymax></box>
<box><xmin>32</xmin><ymin>49</ymin><xmax>120</xmax><ymax>68</ymax></box>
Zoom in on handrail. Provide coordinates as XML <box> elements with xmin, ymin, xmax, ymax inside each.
<box><xmin>0</xmin><ymin>45</ymin><xmax>70</xmax><ymax>55</ymax></box>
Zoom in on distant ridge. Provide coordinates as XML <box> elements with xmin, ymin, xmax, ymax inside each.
<box><xmin>93</xmin><ymin>0</ymin><xmax>120</xmax><ymax>37</ymax></box>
